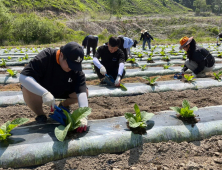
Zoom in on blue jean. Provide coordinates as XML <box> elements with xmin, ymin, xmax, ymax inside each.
<box><xmin>142</xmin><ymin>39</ymin><xmax>151</xmax><ymax>50</ymax></box>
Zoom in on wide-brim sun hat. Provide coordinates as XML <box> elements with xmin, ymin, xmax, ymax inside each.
<box><xmin>179</xmin><ymin>36</ymin><xmax>193</xmax><ymax>50</ymax></box>
<box><xmin>141</xmin><ymin>29</ymin><xmax>147</xmax><ymax>34</ymax></box>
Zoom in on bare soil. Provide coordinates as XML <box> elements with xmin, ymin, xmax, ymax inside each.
<box><xmin>1</xmin><ymin>74</ymin><xmax>222</xmax><ymax>170</ymax></box>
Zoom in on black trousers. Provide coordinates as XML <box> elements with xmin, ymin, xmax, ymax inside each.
<box><xmin>87</xmin><ymin>38</ymin><xmax>98</xmax><ymax>57</ymax></box>
<box><xmin>94</xmin><ymin>65</ymin><xmax>126</xmax><ymax>80</ymax></box>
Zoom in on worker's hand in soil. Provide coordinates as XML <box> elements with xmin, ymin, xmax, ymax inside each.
<box><xmin>100</xmin><ymin>66</ymin><xmax>107</xmax><ymax>75</ymax></box>
<box><xmin>42</xmin><ymin>92</ymin><xmax>55</xmax><ymax>109</ymax></box>
<box><xmin>76</xmin><ymin>117</ymin><xmax>88</xmax><ymax>133</ymax></box>
<box><xmin>115</xmin><ymin>75</ymin><xmax>121</xmax><ymax>87</ymax></box>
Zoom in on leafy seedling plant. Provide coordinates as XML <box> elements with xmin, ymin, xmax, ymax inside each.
<box><xmin>143</xmin><ymin>76</ymin><xmax>160</xmax><ymax>86</ymax></box>
<box><xmin>160</xmin><ymin>51</ymin><xmax>166</xmax><ymax>56</ymax></box>
<box><xmin>137</xmin><ymin>53</ymin><xmax>143</xmax><ymax>58</ymax></box>
<box><xmin>126</xmin><ymin>58</ymin><xmax>137</xmax><ymax>64</ymax></box>
<box><xmin>147</xmin><ymin>56</ymin><xmax>154</xmax><ymax>63</ymax></box>
<box><xmin>139</xmin><ymin>64</ymin><xmax>147</xmax><ymax>71</ymax></box>
<box><xmin>170</xmin><ymin>99</ymin><xmax>199</xmax><ymax>126</ymax></box>
<box><xmin>54</xmin><ymin>107</ymin><xmax>91</xmax><ymax>142</ymax></box>
<box><xmin>213</xmin><ymin>71</ymin><xmax>222</xmax><ymax>81</ymax></box>
<box><xmin>84</xmin><ymin>56</ymin><xmax>92</xmax><ymax>60</ymax></box>
<box><xmin>7</xmin><ymin>56</ymin><xmax>11</xmax><ymax>60</ymax></box>
<box><xmin>0</xmin><ymin>118</ymin><xmax>29</xmax><ymax>141</ymax></box>
<box><xmin>184</xmin><ymin>75</ymin><xmax>196</xmax><ymax>83</ymax></box>
<box><xmin>124</xmin><ymin>103</ymin><xmax>154</xmax><ymax>134</ymax></box>
<box><xmin>182</xmin><ymin>54</ymin><xmax>187</xmax><ymax>60</ymax></box>
<box><xmin>163</xmin><ymin>63</ymin><xmax>174</xmax><ymax>69</ymax></box>
<box><xmin>0</xmin><ymin>59</ymin><xmax>6</xmax><ymax>67</ymax></box>
<box><xmin>217</xmin><ymin>52</ymin><xmax>222</xmax><ymax>58</ymax></box>
<box><xmin>7</xmin><ymin>69</ymin><xmax>18</xmax><ymax>77</ymax></box>
<box><xmin>149</xmin><ymin>52</ymin><xmax>154</xmax><ymax>57</ymax></box>
<box><xmin>120</xmin><ymin>84</ymin><xmax>127</xmax><ymax>91</ymax></box>
<box><xmin>161</xmin><ymin>56</ymin><xmax>170</xmax><ymax>61</ymax></box>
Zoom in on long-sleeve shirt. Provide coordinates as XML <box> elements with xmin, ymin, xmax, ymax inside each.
<box><xmin>140</xmin><ymin>32</ymin><xmax>154</xmax><ymax>41</ymax></box>
<box><xmin>182</xmin><ymin>46</ymin><xmax>215</xmax><ymax>74</ymax></box>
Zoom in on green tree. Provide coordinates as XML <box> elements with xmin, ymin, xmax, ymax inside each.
<box><xmin>0</xmin><ymin>0</ymin><xmax>12</xmax><ymax>44</ymax></box>
<box><xmin>107</xmin><ymin>0</ymin><xmax>125</xmax><ymax>18</ymax></box>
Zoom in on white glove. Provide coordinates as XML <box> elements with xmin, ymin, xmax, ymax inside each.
<box><xmin>115</xmin><ymin>75</ymin><xmax>121</xmax><ymax>87</ymax></box>
<box><xmin>76</xmin><ymin>117</ymin><xmax>88</xmax><ymax>133</ymax></box>
<box><xmin>42</xmin><ymin>92</ymin><xmax>55</xmax><ymax>109</ymax></box>
<box><xmin>100</xmin><ymin>66</ymin><xmax>107</xmax><ymax>75</ymax></box>
<box><xmin>80</xmin><ymin>117</ymin><xmax>88</xmax><ymax>127</ymax></box>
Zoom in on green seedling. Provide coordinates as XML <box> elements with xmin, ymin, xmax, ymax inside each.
<box><xmin>0</xmin><ymin>59</ymin><xmax>6</xmax><ymax>67</ymax></box>
<box><xmin>126</xmin><ymin>58</ymin><xmax>136</xmax><ymax>64</ymax></box>
<box><xmin>143</xmin><ymin>76</ymin><xmax>160</xmax><ymax>86</ymax></box>
<box><xmin>124</xmin><ymin>103</ymin><xmax>154</xmax><ymax>129</ymax></box>
<box><xmin>3</xmin><ymin>50</ymin><xmax>8</xmax><ymax>53</ymax></box>
<box><xmin>54</xmin><ymin>107</ymin><xmax>91</xmax><ymax>142</ymax></box>
<box><xmin>170</xmin><ymin>99</ymin><xmax>198</xmax><ymax>118</ymax></box>
<box><xmin>7</xmin><ymin>69</ymin><xmax>18</xmax><ymax>77</ymax></box>
<box><xmin>0</xmin><ymin>118</ymin><xmax>29</xmax><ymax>141</ymax></box>
<box><xmin>139</xmin><ymin>64</ymin><xmax>147</xmax><ymax>71</ymax></box>
<box><xmin>182</xmin><ymin>54</ymin><xmax>187</xmax><ymax>60</ymax></box>
<box><xmin>181</xmin><ymin>65</ymin><xmax>184</xmax><ymax>67</ymax></box>
<box><xmin>217</xmin><ymin>52</ymin><xmax>222</xmax><ymax>58</ymax></box>
<box><xmin>147</xmin><ymin>57</ymin><xmax>153</xmax><ymax>63</ymax></box>
<box><xmin>143</xmin><ymin>52</ymin><xmax>148</xmax><ymax>55</ymax></box>
<box><xmin>161</xmin><ymin>56</ymin><xmax>170</xmax><ymax>61</ymax></box>
<box><xmin>137</xmin><ymin>53</ymin><xmax>143</xmax><ymax>58</ymax></box>
<box><xmin>160</xmin><ymin>51</ymin><xmax>166</xmax><ymax>56</ymax></box>
<box><xmin>91</xmin><ymin>64</ymin><xmax>95</xmax><ymax>73</ymax></box>
<box><xmin>7</xmin><ymin>56</ymin><xmax>11</xmax><ymax>60</ymax></box>
<box><xmin>84</xmin><ymin>56</ymin><xmax>92</xmax><ymax>60</ymax></box>
<box><xmin>18</xmin><ymin>57</ymin><xmax>23</xmax><ymax>62</ymax></box>
<box><xmin>213</xmin><ymin>71</ymin><xmax>222</xmax><ymax>81</ymax></box>
<box><xmin>24</xmin><ymin>54</ymin><xmax>29</xmax><ymax>60</ymax></box>
<box><xmin>149</xmin><ymin>52</ymin><xmax>153</xmax><ymax>57</ymax></box>
<box><xmin>120</xmin><ymin>84</ymin><xmax>127</xmax><ymax>91</ymax></box>
<box><xmin>184</xmin><ymin>75</ymin><xmax>196</xmax><ymax>82</ymax></box>
<box><xmin>163</xmin><ymin>63</ymin><xmax>174</xmax><ymax>69</ymax></box>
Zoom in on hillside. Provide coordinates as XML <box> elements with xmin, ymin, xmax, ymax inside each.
<box><xmin>3</xmin><ymin>0</ymin><xmax>191</xmax><ymax>17</ymax></box>
<box><xmin>0</xmin><ymin>0</ymin><xmax>220</xmax><ymax>46</ymax></box>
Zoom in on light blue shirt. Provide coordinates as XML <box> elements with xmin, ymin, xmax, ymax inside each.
<box><xmin>123</xmin><ymin>37</ymin><xmax>134</xmax><ymax>55</ymax></box>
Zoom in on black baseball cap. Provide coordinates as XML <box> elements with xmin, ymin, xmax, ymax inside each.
<box><xmin>61</xmin><ymin>42</ymin><xmax>84</xmax><ymax>71</ymax></box>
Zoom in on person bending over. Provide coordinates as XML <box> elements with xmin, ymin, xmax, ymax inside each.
<box><xmin>93</xmin><ymin>37</ymin><xmax>125</xmax><ymax>86</ymax></box>
<box><xmin>82</xmin><ymin>35</ymin><xmax>98</xmax><ymax>57</ymax></box>
<box><xmin>118</xmin><ymin>35</ymin><xmax>138</xmax><ymax>61</ymax></box>
<box><xmin>19</xmin><ymin>42</ymin><xmax>89</xmax><ymax>133</ymax></box>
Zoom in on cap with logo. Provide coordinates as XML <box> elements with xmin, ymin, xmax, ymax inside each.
<box><xmin>61</xmin><ymin>42</ymin><xmax>84</xmax><ymax>71</ymax></box>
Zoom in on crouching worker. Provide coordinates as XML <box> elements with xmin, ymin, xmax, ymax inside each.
<box><xmin>93</xmin><ymin>37</ymin><xmax>125</xmax><ymax>86</ymax></box>
<box><xmin>118</xmin><ymin>35</ymin><xmax>138</xmax><ymax>61</ymax></box>
<box><xmin>82</xmin><ymin>35</ymin><xmax>98</xmax><ymax>57</ymax></box>
<box><xmin>19</xmin><ymin>42</ymin><xmax>89</xmax><ymax>132</ymax></box>
<box><xmin>179</xmin><ymin>36</ymin><xmax>215</xmax><ymax>78</ymax></box>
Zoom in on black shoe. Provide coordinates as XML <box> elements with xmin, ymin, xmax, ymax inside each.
<box><xmin>35</xmin><ymin>115</ymin><xmax>47</xmax><ymax>124</ymax></box>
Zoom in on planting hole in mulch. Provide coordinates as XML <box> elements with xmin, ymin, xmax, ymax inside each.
<box><xmin>126</xmin><ymin>122</ymin><xmax>147</xmax><ymax>135</ymax></box>
<box><xmin>176</xmin><ymin>114</ymin><xmax>200</xmax><ymax>127</ymax></box>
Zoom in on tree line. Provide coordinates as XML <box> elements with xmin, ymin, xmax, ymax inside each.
<box><xmin>173</xmin><ymin>0</ymin><xmax>222</xmax><ymax>15</ymax></box>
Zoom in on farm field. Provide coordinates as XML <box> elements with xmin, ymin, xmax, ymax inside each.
<box><xmin>1</xmin><ymin>44</ymin><xmax>222</xmax><ymax>169</ymax></box>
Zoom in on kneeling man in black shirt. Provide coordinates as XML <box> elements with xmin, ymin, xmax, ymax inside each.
<box><xmin>19</xmin><ymin>42</ymin><xmax>89</xmax><ymax>133</ymax></box>
<box><xmin>93</xmin><ymin>37</ymin><xmax>125</xmax><ymax>86</ymax></box>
